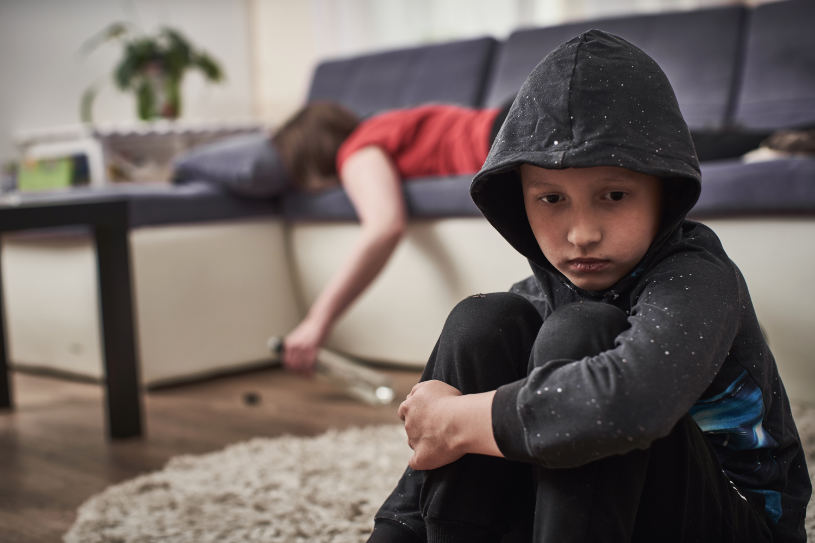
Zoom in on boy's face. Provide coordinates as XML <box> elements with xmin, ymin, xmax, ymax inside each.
<box><xmin>520</xmin><ymin>164</ymin><xmax>662</xmax><ymax>291</ymax></box>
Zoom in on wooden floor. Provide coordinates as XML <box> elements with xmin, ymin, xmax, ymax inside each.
<box><xmin>0</xmin><ymin>365</ymin><xmax>422</xmax><ymax>543</ymax></box>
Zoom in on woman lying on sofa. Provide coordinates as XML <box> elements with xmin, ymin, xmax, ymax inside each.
<box><xmin>273</xmin><ymin>100</ymin><xmax>511</xmax><ymax>372</ymax></box>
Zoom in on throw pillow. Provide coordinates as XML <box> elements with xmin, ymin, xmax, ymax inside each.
<box><xmin>173</xmin><ymin>133</ymin><xmax>291</xmax><ymax>198</ymax></box>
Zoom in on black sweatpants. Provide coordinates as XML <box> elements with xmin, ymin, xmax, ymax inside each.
<box><xmin>368</xmin><ymin>293</ymin><xmax>773</xmax><ymax>543</ymax></box>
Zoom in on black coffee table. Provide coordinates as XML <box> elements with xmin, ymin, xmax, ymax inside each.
<box><xmin>0</xmin><ymin>195</ymin><xmax>143</xmax><ymax>439</ymax></box>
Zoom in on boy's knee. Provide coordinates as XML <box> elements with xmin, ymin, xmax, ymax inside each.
<box><xmin>546</xmin><ymin>301</ymin><xmax>628</xmax><ymax>332</ymax></box>
<box><xmin>447</xmin><ymin>293</ymin><xmax>541</xmax><ymax>337</ymax></box>
<box><xmin>534</xmin><ymin>301</ymin><xmax>629</xmax><ymax>363</ymax></box>
<box><xmin>428</xmin><ymin>293</ymin><xmax>542</xmax><ymax>388</ymax></box>
<box><xmin>439</xmin><ymin>293</ymin><xmax>542</xmax><ymax>356</ymax></box>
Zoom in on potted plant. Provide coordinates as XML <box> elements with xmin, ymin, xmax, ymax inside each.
<box><xmin>81</xmin><ymin>22</ymin><xmax>224</xmax><ymax>122</ymax></box>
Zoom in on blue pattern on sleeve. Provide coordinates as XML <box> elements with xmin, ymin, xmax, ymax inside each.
<box><xmin>689</xmin><ymin>370</ymin><xmax>782</xmax><ymax>523</ymax></box>
<box><xmin>689</xmin><ymin>370</ymin><xmax>776</xmax><ymax>451</ymax></box>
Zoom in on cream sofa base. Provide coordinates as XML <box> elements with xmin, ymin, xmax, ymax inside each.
<box><xmin>290</xmin><ymin>218</ymin><xmax>531</xmax><ymax>366</ymax></box>
<box><xmin>2</xmin><ymin>218</ymin><xmax>301</xmax><ymax>386</ymax></box>
<box><xmin>2</xmin><ymin>232</ymin><xmax>103</xmax><ymax>379</ymax></box>
<box><xmin>3</xmin><ymin>214</ymin><xmax>812</xmax><ymax>403</ymax></box>
<box><xmin>293</xmin><ymin>217</ymin><xmax>814</xmax><ymax>404</ymax></box>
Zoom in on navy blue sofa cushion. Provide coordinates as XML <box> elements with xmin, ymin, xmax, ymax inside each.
<box><xmin>282</xmin><ymin>175</ymin><xmax>481</xmax><ymax>222</ymax></box>
<box><xmin>691</xmin><ymin>157</ymin><xmax>815</xmax><ymax>218</ymax></box>
<box><xmin>484</xmin><ymin>5</ymin><xmax>747</xmax><ymax>131</ymax></box>
<box><xmin>307</xmin><ymin>37</ymin><xmax>497</xmax><ymax>116</ymax></box>
<box><xmin>733</xmin><ymin>0</ymin><xmax>815</xmax><ymax>131</ymax></box>
<box><xmin>283</xmin><ymin>156</ymin><xmax>815</xmax><ymax>222</ymax></box>
<box><xmin>122</xmin><ymin>182</ymin><xmax>278</xmax><ymax>227</ymax></box>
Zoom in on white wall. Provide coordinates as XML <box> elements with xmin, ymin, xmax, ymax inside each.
<box><xmin>0</xmin><ymin>0</ymin><xmax>255</xmax><ymax>165</ymax></box>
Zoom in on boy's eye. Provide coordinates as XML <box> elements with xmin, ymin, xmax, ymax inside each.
<box><xmin>606</xmin><ymin>191</ymin><xmax>627</xmax><ymax>201</ymax></box>
<box><xmin>540</xmin><ymin>194</ymin><xmax>562</xmax><ymax>204</ymax></box>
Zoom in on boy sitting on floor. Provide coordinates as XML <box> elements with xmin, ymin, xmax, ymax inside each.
<box><xmin>370</xmin><ymin>30</ymin><xmax>811</xmax><ymax>543</ymax></box>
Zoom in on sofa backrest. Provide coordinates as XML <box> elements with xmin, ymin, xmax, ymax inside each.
<box><xmin>732</xmin><ymin>0</ymin><xmax>815</xmax><ymax>130</ymax></box>
<box><xmin>306</xmin><ymin>37</ymin><xmax>497</xmax><ymax>117</ymax></box>
<box><xmin>483</xmin><ymin>5</ymin><xmax>747</xmax><ymax>131</ymax></box>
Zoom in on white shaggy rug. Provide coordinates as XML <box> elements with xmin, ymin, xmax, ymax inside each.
<box><xmin>66</xmin><ymin>407</ymin><xmax>815</xmax><ymax>543</ymax></box>
<box><xmin>64</xmin><ymin>425</ymin><xmax>411</xmax><ymax>543</ymax></box>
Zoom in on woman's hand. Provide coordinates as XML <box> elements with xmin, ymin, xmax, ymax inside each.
<box><xmin>283</xmin><ymin>318</ymin><xmax>326</xmax><ymax>374</ymax></box>
<box><xmin>398</xmin><ymin>380</ymin><xmax>465</xmax><ymax>470</ymax></box>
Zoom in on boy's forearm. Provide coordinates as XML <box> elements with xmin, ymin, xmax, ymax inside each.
<box><xmin>450</xmin><ymin>390</ymin><xmax>503</xmax><ymax>458</ymax></box>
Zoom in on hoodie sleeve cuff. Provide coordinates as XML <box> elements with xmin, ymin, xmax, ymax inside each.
<box><xmin>491</xmin><ymin>379</ymin><xmax>530</xmax><ymax>461</ymax></box>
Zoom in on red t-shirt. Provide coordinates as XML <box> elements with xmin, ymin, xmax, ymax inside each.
<box><xmin>336</xmin><ymin>104</ymin><xmax>499</xmax><ymax>179</ymax></box>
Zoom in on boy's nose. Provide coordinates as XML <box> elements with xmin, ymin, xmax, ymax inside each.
<box><xmin>566</xmin><ymin>213</ymin><xmax>602</xmax><ymax>247</ymax></box>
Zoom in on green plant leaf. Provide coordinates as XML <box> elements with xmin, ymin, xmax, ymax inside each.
<box><xmin>164</xmin><ymin>78</ymin><xmax>182</xmax><ymax>118</ymax></box>
<box><xmin>194</xmin><ymin>53</ymin><xmax>224</xmax><ymax>82</ymax></box>
<box><xmin>114</xmin><ymin>51</ymin><xmax>137</xmax><ymax>90</ymax></box>
<box><xmin>136</xmin><ymin>81</ymin><xmax>155</xmax><ymax>120</ymax></box>
<box><xmin>162</xmin><ymin>27</ymin><xmax>192</xmax><ymax>61</ymax></box>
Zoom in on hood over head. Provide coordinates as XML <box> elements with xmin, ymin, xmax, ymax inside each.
<box><xmin>471</xmin><ymin>30</ymin><xmax>701</xmax><ymax>288</ymax></box>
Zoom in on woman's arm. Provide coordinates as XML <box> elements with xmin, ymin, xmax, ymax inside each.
<box><xmin>284</xmin><ymin>146</ymin><xmax>407</xmax><ymax>372</ymax></box>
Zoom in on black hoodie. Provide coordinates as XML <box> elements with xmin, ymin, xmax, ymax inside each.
<box><xmin>471</xmin><ymin>30</ymin><xmax>810</xmax><ymax>541</ymax></box>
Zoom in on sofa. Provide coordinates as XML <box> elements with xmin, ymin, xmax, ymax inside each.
<box><xmin>2</xmin><ymin>1</ymin><xmax>813</xmax><ymax>403</ymax></box>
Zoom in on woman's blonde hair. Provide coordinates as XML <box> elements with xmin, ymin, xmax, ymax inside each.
<box><xmin>272</xmin><ymin>101</ymin><xmax>360</xmax><ymax>192</ymax></box>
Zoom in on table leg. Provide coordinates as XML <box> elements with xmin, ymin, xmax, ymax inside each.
<box><xmin>94</xmin><ymin>223</ymin><xmax>143</xmax><ymax>439</ymax></box>
<box><xmin>0</xmin><ymin>244</ymin><xmax>12</xmax><ymax>409</ymax></box>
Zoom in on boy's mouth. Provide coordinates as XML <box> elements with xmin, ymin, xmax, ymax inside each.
<box><xmin>566</xmin><ymin>258</ymin><xmax>610</xmax><ymax>273</ymax></box>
